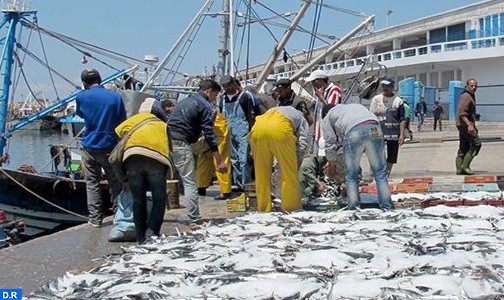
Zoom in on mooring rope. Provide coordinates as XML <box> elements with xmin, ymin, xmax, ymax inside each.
<box><xmin>0</xmin><ymin>167</ymin><xmax>89</xmax><ymax>221</ymax></box>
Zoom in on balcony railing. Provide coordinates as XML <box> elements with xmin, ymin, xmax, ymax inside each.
<box><xmin>246</xmin><ymin>35</ymin><xmax>504</xmax><ymax>83</ymax></box>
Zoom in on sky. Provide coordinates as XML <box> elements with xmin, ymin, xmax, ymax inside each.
<box><xmin>7</xmin><ymin>0</ymin><xmax>478</xmax><ymax>100</ymax></box>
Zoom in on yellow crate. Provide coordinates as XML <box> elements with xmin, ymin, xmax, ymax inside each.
<box><xmin>227</xmin><ymin>194</ymin><xmax>246</xmax><ymax>212</ymax></box>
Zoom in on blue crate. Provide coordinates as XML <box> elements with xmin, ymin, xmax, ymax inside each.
<box><xmin>463</xmin><ymin>183</ymin><xmax>500</xmax><ymax>192</ymax></box>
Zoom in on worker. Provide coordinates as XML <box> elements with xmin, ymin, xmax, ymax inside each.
<box><xmin>455</xmin><ymin>78</ymin><xmax>481</xmax><ymax>175</ymax></box>
<box><xmin>304</xmin><ymin>69</ymin><xmax>343</xmax><ymax>154</ymax></box>
<box><xmin>369</xmin><ymin>77</ymin><xmax>407</xmax><ymax>176</ymax></box>
<box><xmin>115</xmin><ymin>98</ymin><xmax>171</xmax><ymax>244</ymax></box>
<box><xmin>274</xmin><ymin>78</ymin><xmax>314</xmax><ymax>125</ymax></box>
<box><xmin>322</xmin><ymin>103</ymin><xmax>394</xmax><ymax>211</ymax></box>
<box><xmin>249</xmin><ymin>106</ymin><xmax>309</xmax><ymax>212</ymax></box>
<box><xmin>219</xmin><ymin>76</ymin><xmax>261</xmax><ymax>191</ymax></box>
<box><xmin>196</xmin><ymin>111</ymin><xmax>232</xmax><ymax>200</ymax></box>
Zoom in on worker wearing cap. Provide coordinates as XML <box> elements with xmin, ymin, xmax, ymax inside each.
<box><xmin>76</xmin><ymin>68</ymin><xmax>126</xmax><ymax>228</ymax></box>
<box><xmin>304</xmin><ymin>69</ymin><xmax>343</xmax><ymax>155</ymax></box>
<box><xmin>274</xmin><ymin>78</ymin><xmax>314</xmax><ymax>125</ymax></box>
<box><xmin>369</xmin><ymin>77</ymin><xmax>407</xmax><ymax>176</ymax></box>
<box><xmin>196</xmin><ymin>111</ymin><xmax>232</xmax><ymax>200</ymax></box>
<box><xmin>249</xmin><ymin>105</ymin><xmax>309</xmax><ymax>212</ymax></box>
<box><xmin>219</xmin><ymin>76</ymin><xmax>260</xmax><ymax>190</ymax></box>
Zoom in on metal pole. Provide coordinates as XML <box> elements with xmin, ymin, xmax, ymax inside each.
<box><xmin>9</xmin><ymin>65</ymin><xmax>138</xmax><ymax>133</ymax></box>
<box><xmin>290</xmin><ymin>15</ymin><xmax>375</xmax><ymax>82</ymax></box>
<box><xmin>140</xmin><ymin>0</ymin><xmax>215</xmax><ymax>92</ymax></box>
<box><xmin>254</xmin><ymin>0</ymin><xmax>312</xmax><ymax>89</ymax></box>
<box><xmin>217</xmin><ymin>0</ymin><xmax>230</xmax><ymax>80</ymax></box>
<box><xmin>0</xmin><ymin>13</ymin><xmax>19</xmax><ymax>159</ymax></box>
<box><xmin>229</xmin><ymin>0</ymin><xmax>234</xmax><ymax>76</ymax></box>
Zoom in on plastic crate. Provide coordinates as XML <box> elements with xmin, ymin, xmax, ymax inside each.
<box><xmin>464</xmin><ymin>175</ymin><xmax>497</xmax><ymax>183</ymax></box>
<box><xmin>397</xmin><ymin>183</ymin><xmax>430</xmax><ymax>193</ymax></box>
<box><xmin>463</xmin><ymin>199</ymin><xmax>486</xmax><ymax>206</ymax></box>
<box><xmin>444</xmin><ymin>199</ymin><xmax>464</xmax><ymax>207</ymax></box>
<box><xmin>486</xmin><ymin>199</ymin><xmax>504</xmax><ymax>206</ymax></box>
<box><xmin>421</xmin><ymin>199</ymin><xmax>446</xmax><ymax>208</ymax></box>
<box><xmin>433</xmin><ymin>176</ymin><xmax>464</xmax><ymax>183</ymax></box>
<box><xmin>360</xmin><ymin>185</ymin><xmax>377</xmax><ymax>194</ymax></box>
<box><xmin>429</xmin><ymin>183</ymin><xmax>464</xmax><ymax>192</ymax></box>
<box><xmin>463</xmin><ymin>183</ymin><xmax>500</xmax><ymax>192</ymax></box>
<box><xmin>402</xmin><ymin>177</ymin><xmax>434</xmax><ymax>184</ymax></box>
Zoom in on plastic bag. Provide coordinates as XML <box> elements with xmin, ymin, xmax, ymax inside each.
<box><xmin>109</xmin><ymin>188</ymin><xmax>136</xmax><ymax>242</ymax></box>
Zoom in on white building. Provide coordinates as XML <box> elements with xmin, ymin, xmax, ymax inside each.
<box><xmin>244</xmin><ymin>0</ymin><xmax>504</xmax><ymax>121</ymax></box>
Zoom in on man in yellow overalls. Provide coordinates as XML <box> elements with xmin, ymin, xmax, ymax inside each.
<box><xmin>249</xmin><ymin>106</ymin><xmax>309</xmax><ymax>212</ymax></box>
<box><xmin>196</xmin><ymin>112</ymin><xmax>232</xmax><ymax>200</ymax></box>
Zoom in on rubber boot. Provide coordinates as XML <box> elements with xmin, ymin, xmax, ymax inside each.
<box><xmin>455</xmin><ymin>156</ymin><xmax>464</xmax><ymax>175</ymax></box>
<box><xmin>461</xmin><ymin>153</ymin><xmax>474</xmax><ymax>175</ymax></box>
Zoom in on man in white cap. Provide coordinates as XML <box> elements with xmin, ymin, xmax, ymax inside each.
<box><xmin>305</xmin><ymin>69</ymin><xmax>343</xmax><ymax>155</ymax></box>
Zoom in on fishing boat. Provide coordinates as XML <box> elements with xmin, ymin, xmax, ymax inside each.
<box><xmin>0</xmin><ymin>0</ymin><xmax>146</xmax><ymax>238</ymax></box>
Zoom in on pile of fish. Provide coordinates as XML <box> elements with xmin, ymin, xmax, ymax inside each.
<box><xmin>30</xmin><ymin>206</ymin><xmax>504</xmax><ymax>299</ymax></box>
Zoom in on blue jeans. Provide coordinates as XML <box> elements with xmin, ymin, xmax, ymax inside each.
<box><xmin>82</xmin><ymin>148</ymin><xmax>123</xmax><ymax>221</ymax></box>
<box><xmin>171</xmin><ymin>141</ymin><xmax>201</xmax><ymax>222</ymax></box>
<box><xmin>417</xmin><ymin>113</ymin><xmax>425</xmax><ymax>131</ymax></box>
<box><xmin>125</xmin><ymin>155</ymin><xmax>167</xmax><ymax>244</ymax></box>
<box><xmin>342</xmin><ymin>124</ymin><xmax>393</xmax><ymax>210</ymax></box>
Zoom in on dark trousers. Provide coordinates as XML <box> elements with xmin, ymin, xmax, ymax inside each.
<box><xmin>433</xmin><ymin>117</ymin><xmax>442</xmax><ymax>131</ymax></box>
<box><xmin>457</xmin><ymin>126</ymin><xmax>481</xmax><ymax>157</ymax></box>
<box><xmin>125</xmin><ymin>155</ymin><xmax>167</xmax><ymax>243</ymax></box>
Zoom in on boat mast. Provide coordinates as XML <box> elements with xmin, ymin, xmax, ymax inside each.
<box><xmin>254</xmin><ymin>0</ymin><xmax>312</xmax><ymax>89</ymax></box>
<box><xmin>140</xmin><ymin>0</ymin><xmax>215</xmax><ymax>92</ymax></box>
<box><xmin>216</xmin><ymin>0</ymin><xmax>230</xmax><ymax>81</ymax></box>
<box><xmin>0</xmin><ymin>1</ymin><xmax>35</xmax><ymax>161</ymax></box>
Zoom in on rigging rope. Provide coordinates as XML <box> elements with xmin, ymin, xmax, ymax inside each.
<box><xmin>24</xmin><ymin>20</ymin><xmax>186</xmax><ymax>78</ymax></box>
<box><xmin>0</xmin><ymin>167</ymin><xmax>89</xmax><ymax>221</ymax></box>
<box><xmin>34</xmin><ymin>17</ymin><xmax>60</xmax><ymax>100</ymax></box>
<box><xmin>10</xmin><ymin>26</ymin><xmax>33</xmax><ymax>103</ymax></box>
<box><xmin>307</xmin><ymin>0</ymin><xmax>323</xmax><ymax>61</ymax></box>
<box><xmin>13</xmin><ymin>52</ymin><xmax>47</xmax><ymax>108</ymax></box>
<box><xmin>23</xmin><ymin>19</ymin><xmax>119</xmax><ymax>71</ymax></box>
<box><xmin>16</xmin><ymin>43</ymin><xmax>81</xmax><ymax>89</ymax></box>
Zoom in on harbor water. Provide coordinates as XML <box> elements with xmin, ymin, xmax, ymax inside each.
<box><xmin>5</xmin><ymin>127</ymin><xmax>76</xmax><ymax>171</ymax></box>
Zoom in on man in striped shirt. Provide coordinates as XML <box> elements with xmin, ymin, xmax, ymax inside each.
<box><xmin>305</xmin><ymin>70</ymin><xmax>343</xmax><ymax>155</ymax></box>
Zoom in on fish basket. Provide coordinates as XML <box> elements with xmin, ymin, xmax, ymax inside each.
<box><xmin>464</xmin><ymin>175</ymin><xmax>497</xmax><ymax>183</ymax></box>
<box><xmin>227</xmin><ymin>194</ymin><xmax>247</xmax><ymax>212</ymax></box>
<box><xmin>166</xmin><ymin>180</ymin><xmax>180</xmax><ymax>209</ymax></box>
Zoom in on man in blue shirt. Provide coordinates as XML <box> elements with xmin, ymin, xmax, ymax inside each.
<box><xmin>76</xmin><ymin>69</ymin><xmax>126</xmax><ymax>227</ymax></box>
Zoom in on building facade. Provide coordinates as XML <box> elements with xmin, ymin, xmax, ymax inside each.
<box><xmin>244</xmin><ymin>0</ymin><xmax>504</xmax><ymax>121</ymax></box>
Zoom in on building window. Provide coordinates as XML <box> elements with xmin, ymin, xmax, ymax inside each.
<box><xmin>418</xmin><ymin>47</ymin><xmax>428</xmax><ymax>55</ymax></box>
<box><xmin>346</xmin><ymin>60</ymin><xmax>355</xmax><ymax>67</ymax></box>
<box><xmin>430</xmin><ymin>27</ymin><xmax>447</xmax><ymax>44</ymax></box>
<box><xmin>383</xmin><ymin>53</ymin><xmax>392</xmax><ymax>61</ymax></box>
<box><xmin>393</xmin><ymin>51</ymin><xmax>402</xmax><ymax>59</ymax></box>
<box><xmin>447</xmin><ymin>23</ymin><xmax>466</xmax><ymax>41</ymax></box>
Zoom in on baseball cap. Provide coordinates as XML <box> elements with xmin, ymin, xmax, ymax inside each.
<box><xmin>379</xmin><ymin>77</ymin><xmax>395</xmax><ymax>86</ymax></box>
<box><xmin>220</xmin><ymin>75</ymin><xmax>235</xmax><ymax>85</ymax></box>
<box><xmin>81</xmin><ymin>68</ymin><xmax>101</xmax><ymax>84</ymax></box>
<box><xmin>274</xmin><ymin>78</ymin><xmax>292</xmax><ymax>88</ymax></box>
<box><xmin>304</xmin><ymin>69</ymin><xmax>328</xmax><ymax>82</ymax></box>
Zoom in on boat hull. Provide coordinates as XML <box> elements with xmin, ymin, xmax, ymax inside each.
<box><xmin>0</xmin><ymin>168</ymin><xmax>111</xmax><ymax>238</ymax></box>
